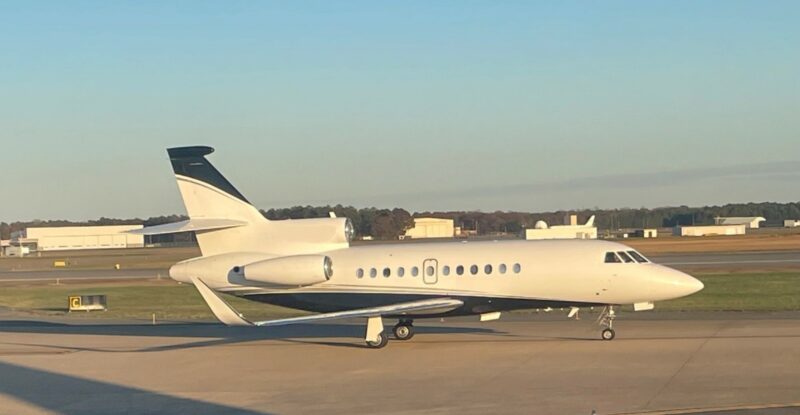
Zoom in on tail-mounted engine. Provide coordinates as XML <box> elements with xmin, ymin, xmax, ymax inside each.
<box><xmin>241</xmin><ymin>255</ymin><xmax>332</xmax><ymax>286</ymax></box>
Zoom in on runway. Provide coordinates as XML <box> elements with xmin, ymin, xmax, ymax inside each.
<box><xmin>0</xmin><ymin>268</ymin><xmax>166</xmax><ymax>282</ymax></box>
<box><xmin>649</xmin><ymin>251</ymin><xmax>800</xmax><ymax>271</ymax></box>
<box><xmin>1</xmin><ymin>313</ymin><xmax>798</xmax><ymax>414</ymax></box>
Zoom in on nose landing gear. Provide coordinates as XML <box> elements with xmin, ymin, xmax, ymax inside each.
<box><xmin>597</xmin><ymin>306</ymin><xmax>616</xmax><ymax>341</ymax></box>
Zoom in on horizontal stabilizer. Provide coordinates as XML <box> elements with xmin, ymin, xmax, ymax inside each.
<box><xmin>127</xmin><ymin>219</ymin><xmax>248</xmax><ymax>235</ymax></box>
<box><xmin>189</xmin><ymin>278</ymin><xmax>464</xmax><ymax>327</ymax></box>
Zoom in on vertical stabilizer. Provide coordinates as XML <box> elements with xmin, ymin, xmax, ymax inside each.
<box><xmin>168</xmin><ymin>146</ymin><xmax>267</xmax><ymax>256</ymax></box>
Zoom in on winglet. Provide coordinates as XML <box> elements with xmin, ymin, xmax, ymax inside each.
<box><xmin>191</xmin><ymin>277</ymin><xmax>253</xmax><ymax>326</ymax></box>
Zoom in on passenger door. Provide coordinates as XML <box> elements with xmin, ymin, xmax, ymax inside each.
<box><xmin>422</xmin><ymin>258</ymin><xmax>438</xmax><ymax>285</ymax></box>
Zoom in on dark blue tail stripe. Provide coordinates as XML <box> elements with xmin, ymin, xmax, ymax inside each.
<box><xmin>167</xmin><ymin>146</ymin><xmax>250</xmax><ymax>204</ymax></box>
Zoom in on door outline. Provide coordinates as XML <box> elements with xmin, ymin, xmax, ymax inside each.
<box><xmin>422</xmin><ymin>258</ymin><xmax>438</xmax><ymax>284</ymax></box>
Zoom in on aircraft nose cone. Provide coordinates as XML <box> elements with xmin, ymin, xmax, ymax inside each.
<box><xmin>651</xmin><ymin>266</ymin><xmax>704</xmax><ymax>300</ymax></box>
<box><xmin>688</xmin><ymin>276</ymin><xmax>704</xmax><ymax>293</ymax></box>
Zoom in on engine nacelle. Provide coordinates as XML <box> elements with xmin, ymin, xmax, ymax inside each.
<box><xmin>242</xmin><ymin>254</ymin><xmax>332</xmax><ymax>286</ymax></box>
<box><xmin>266</xmin><ymin>217</ymin><xmax>354</xmax><ymax>247</ymax></box>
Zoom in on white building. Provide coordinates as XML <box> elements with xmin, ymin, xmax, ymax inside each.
<box><xmin>17</xmin><ymin>225</ymin><xmax>145</xmax><ymax>251</ymax></box>
<box><xmin>784</xmin><ymin>220</ymin><xmax>800</xmax><ymax>228</ymax></box>
<box><xmin>673</xmin><ymin>224</ymin><xmax>746</xmax><ymax>237</ymax></box>
<box><xmin>714</xmin><ymin>217</ymin><xmax>766</xmax><ymax>229</ymax></box>
<box><xmin>632</xmin><ymin>229</ymin><xmax>658</xmax><ymax>238</ymax></box>
<box><xmin>525</xmin><ymin>215</ymin><xmax>597</xmax><ymax>240</ymax></box>
<box><xmin>404</xmin><ymin>218</ymin><xmax>455</xmax><ymax>239</ymax></box>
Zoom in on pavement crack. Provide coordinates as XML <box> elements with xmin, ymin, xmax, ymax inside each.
<box><xmin>642</xmin><ymin>320</ymin><xmax>731</xmax><ymax>410</ymax></box>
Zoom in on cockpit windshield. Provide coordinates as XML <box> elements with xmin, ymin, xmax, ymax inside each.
<box><xmin>604</xmin><ymin>252</ymin><xmax>622</xmax><ymax>263</ymax></box>
<box><xmin>605</xmin><ymin>250</ymin><xmax>650</xmax><ymax>264</ymax></box>
<box><xmin>627</xmin><ymin>251</ymin><xmax>650</xmax><ymax>263</ymax></box>
<box><xmin>617</xmin><ymin>251</ymin><xmax>635</xmax><ymax>263</ymax></box>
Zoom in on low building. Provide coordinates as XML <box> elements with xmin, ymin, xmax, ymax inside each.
<box><xmin>404</xmin><ymin>218</ymin><xmax>455</xmax><ymax>239</ymax></box>
<box><xmin>784</xmin><ymin>220</ymin><xmax>800</xmax><ymax>228</ymax></box>
<box><xmin>15</xmin><ymin>225</ymin><xmax>145</xmax><ymax>251</ymax></box>
<box><xmin>714</xmin><ymin>217</ymin><xmax>766</xmax><ymax>229</ymax></box>
<box><xmin>524</xmin><ymin>215</ymin><xmax>597</xmax><ymax>240</ymax></box>
<box><xmin>631</xmin><ymin>229</ymin><xmax>658</xmax><ymax>238</ymax></box>
<box><xmin>673</xmin><ymin>224</ymin><xmax>746</xmax><ymax>237</ymax></box>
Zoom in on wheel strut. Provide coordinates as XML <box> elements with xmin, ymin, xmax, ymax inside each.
<box><xmin>597</xmin><ymin>306</ymin><xmax>617</xmax><ymax>341</ymax></box>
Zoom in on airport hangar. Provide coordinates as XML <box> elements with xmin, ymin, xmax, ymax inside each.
<box><xmin>403</xmin><ymin>217</ymin><xmax>455</xmax><ymax>239</ymax></box>
<box><xmin>3</xmin><ymin>225</ymin><xmax>144</xmax><ymax>256</ymax></box>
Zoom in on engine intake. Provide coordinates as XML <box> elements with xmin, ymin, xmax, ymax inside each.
<box><xmin>242</xmin><ymin>255</ymin><xmax>332</xmax><ymax>286</ymax></box>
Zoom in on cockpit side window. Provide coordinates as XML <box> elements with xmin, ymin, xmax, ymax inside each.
<box><xmin>628</xmin><ymin>251</ymin><xmax>649</xmax><ymax>263</ymax></box>
<box><xmin>617</xmin><ymin>251</ymin><xmax>635</xmax><ymax>263</ymax></box>
<box><xmin>604</xmin><ymin>252</ymin><xmax>622</xmax><ymax>263</ymax></box>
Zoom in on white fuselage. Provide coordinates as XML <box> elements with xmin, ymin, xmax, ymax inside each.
<box><xmin>171</xmin><ymin>239</ymin><xmax>702</xmax><ymax>312</ymax></box>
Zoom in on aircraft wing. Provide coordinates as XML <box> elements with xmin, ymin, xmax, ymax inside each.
<box><xmin>191</xmin><ymin>277</ymin><xmax>464</xmax><ymax>327</ymax></box>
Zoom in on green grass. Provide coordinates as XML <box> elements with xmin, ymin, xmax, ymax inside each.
<box><xmin>657</xmin><ymin>272</ymin><xmax>800</xmax><ymax>311</ymax></box>
<box><xmin>0</xmin><ymin>272</ymin><xmax>798</xmax><ymax>320</ymax></box>
<box><xmin>0</xmin><ymin>282</ymin><xmax>305</xmax><ymax>321</ymax></box>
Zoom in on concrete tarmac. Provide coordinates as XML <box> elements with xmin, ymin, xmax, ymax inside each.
<box><xmin>1</xmin><ymin>313</ymin><xmax>798</xmax><ymax>415</ymax></box>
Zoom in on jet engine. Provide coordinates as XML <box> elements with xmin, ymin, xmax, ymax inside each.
<box><xmin>267</xmin><ymin>217</ymin><xmax>355</xmax><ymax>246</ymax></box>
<box><xmin>242</xmin><ymin>254</ymin><xmax>332</xmax><ymax>286</ymax></box>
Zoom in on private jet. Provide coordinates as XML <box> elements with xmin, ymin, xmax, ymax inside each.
<box><xmin>132</xmin><ymin>146</ymin><xmax>704</xmax><ymax>348</ymax></box>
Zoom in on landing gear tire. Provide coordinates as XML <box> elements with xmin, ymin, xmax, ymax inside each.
<box><xmin>601</xmin><ymin>328</ymin><xmax>615</xmax><ymax>341</ymax></box>
<box><xmin>366</xmin><ymin>332</ymin><xmax>389</xmax><ymax>349</ymax></box>
<box><xmin>393</xmin><ymin>323</ymin><xmax>414</xmax><ymax>341</ymax></box>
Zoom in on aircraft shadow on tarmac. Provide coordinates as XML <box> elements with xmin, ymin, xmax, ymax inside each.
<box><xmin>0</xmin><ymin>320</ymin><xmax>504</xmax><ymax>351</ymax></box>
<box><xmin>0</xmin><ymin>361</ymin><xmax>271</xmax><ymax>415</ymax></box>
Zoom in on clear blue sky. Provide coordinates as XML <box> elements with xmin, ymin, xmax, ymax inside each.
<box><xmin>1</xmin><ymin>1</ymin><xmax>798</xmax><ymax>221</ymax></box>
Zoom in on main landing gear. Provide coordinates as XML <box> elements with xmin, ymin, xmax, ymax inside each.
<box><xmin>365</xmin><ymin>316</ymin><xmax>388</xmax><ymax>349</ymax></box>
<box><xmin>365</xmin><ymin>318</ymin><xmax>416</xmax><ymax>348</ymax></box>
<box><xmin>366</xmin><ymin>331</ymin><xmax>389</xmax><ymax>348</ymax></box>
<box><xmin>597</xmin><ymin>306</ymin><xmax>616</xmax><ymax>341</ymax></box>
<box><xmin>393</xmin><ymin>319</ymin><xmax>415</xmax><ymax>341</ymax></box>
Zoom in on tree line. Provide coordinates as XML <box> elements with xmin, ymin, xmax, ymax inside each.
<box><xmin>2</xmin><ymin>201</ymin><xmax>799</xmax><ymax>241</ymax></box>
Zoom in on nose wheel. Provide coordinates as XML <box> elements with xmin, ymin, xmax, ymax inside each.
<box><xmin>601</xmin><ymin>328</ymin><xmax>615</xmax><ymax>340</ymax></box>
<box><xmin>597</xmin><ymin>306</ymin><xmax>617</xmax><ymax>341</ymax></box>
<box><xmin>393</xmin><ymin>319</ymin><xmax>415</xmax><ymax>340</ymax></box>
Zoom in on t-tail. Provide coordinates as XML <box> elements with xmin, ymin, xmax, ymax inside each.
<box><xmin>131</xmin><ymin>146</ymin><xmax>353</xmax><ymax>258</ymax></box>
<box><xmin>167</xmin><ymin>146</ymin><xmax>268</xmax><ymax>256</ymax></box>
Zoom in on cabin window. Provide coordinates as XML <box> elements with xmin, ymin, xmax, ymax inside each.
<box><xmin>356</xmin><ymin>268</ymin><xmax>364</xmax><ymax>278</ymax></box>
<box><xmin>485</xmin><ymin>264</ymin><xmax>493</xmax><ymax>274</ymax></box>
<box><xmin>470</xmin><ymin>265</ymin><xmax>478</xmax><ymax>275</ymax></box>
<box><xmin>426</xmin><ymin>265</ymin><xmax>435</xmax><ymax>276</ymax></box>
<box><xmin>370</xmin><ymin>268</ymin><xmax>377</xmax><ymax>278</ymax></box>
<box><xmin>456</xmin><ymin>265</ymin><xmax>464</xmax><ymax>275</ymax></box>
<box><xmin>628</xmin><ymin>251</ymin><xmax>649</xmax><ymax>263</ymax></box>
<box><xmin>397</xmin><ymin>267</ymin><xmax>405</xmax><ymax>277</ymax></box>
<box><xmin>383</xmin><ymin>267</ymin><xmax>391</xmax><ymax>277</ymax></box>
<box><xmin>499</xmin><ymin>264</ymin><xmax>507</xmax><ymax>274</ymax></box>
<box><xmin>411</xmin><ymin>266</ymin><xmax>419</xmax><ymax>277</ymax></box>
<box><xmin>617</xmin><ymin>251</ymin><xmax>635</xmax><ymax>263</ymax></box>
<box><xmin>605</xmin><ymin>252</ymin><xmax>622</xmax><ymax>263</ymax></box>
<box><xmin>442</xmin><ymin>265</ymin><xmax>450</xmax><ymax>276</ymax></box>
<box><xmin>513</xmin><ymin>263</ymin><xmax>521</xmax><ymax>273</ymax></box>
